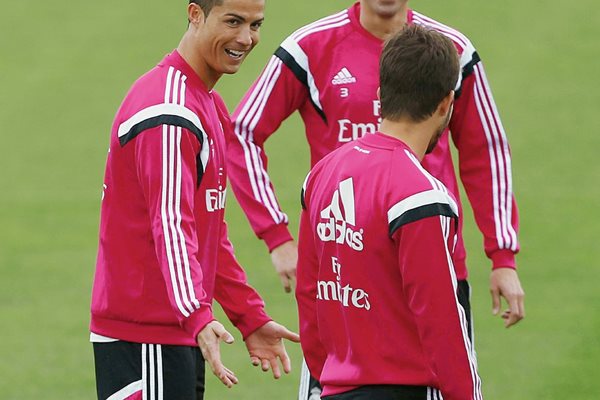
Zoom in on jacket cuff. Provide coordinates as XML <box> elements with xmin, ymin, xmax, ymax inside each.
<box><xmin>182</xmin><ymin>305</ymin><xmax>215</xmax><ymax>340</ymax></box>
<box><xmin>491</xmin><ymin>249</ymin><xmax>517</xmax><ymax>270</ymax></box>
<box><xmin>236</xmin><ymin>307</ymin><xmax>272</xmax><ymax>340</ymax></box>
<box><xmin>261</xmin><ymin>225</ymin><xmax>294</xmax><ymax>252</ymax></box>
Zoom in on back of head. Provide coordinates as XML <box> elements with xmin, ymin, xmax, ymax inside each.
<box><xmin>380</xmin><ymin>24</ymin><xmax>460</xmax><ymax>123</ymax></box>
<box><xmin>189</xmin><ymin>0</ymin><xmax>223</xmax><ymax>16</ymax></box>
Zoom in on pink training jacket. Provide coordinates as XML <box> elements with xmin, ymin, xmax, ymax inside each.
<box><xmin>297</xmin><ymin>132</ymin><xmax>482</xmax><ymax>400</ymax></box>
<box><xmin>91</xmin><ymin>51</ymin><xmax>270</xmax><ymax>346</ymax></box>
<box><xmin>228</xmin><ymin>2</ymin><xmax>519</xmax><ymax>278</ymax></box>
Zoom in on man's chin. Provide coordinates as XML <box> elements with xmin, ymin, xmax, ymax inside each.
<box><xmin>218</xmin><ymin>64</ymin><xmax>242</xmax><ymax>75</ymax></box>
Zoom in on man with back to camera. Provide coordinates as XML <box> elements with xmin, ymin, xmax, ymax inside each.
<box><xmin>297</xmin><ymin>24</ymin><xmax>482</xmax><ymax>400</ymax></box>
<box><xmin>89</xmin><ymin>1</ymin><xmax>300</xmax><ymax>399</ymax></box>
<box><xmin>226</xmin><ymin>1</ymin><xmax>525</xmax><ymax>397</ymax></box>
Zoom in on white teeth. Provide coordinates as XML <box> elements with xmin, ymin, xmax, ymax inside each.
<box><xmin>225</xmin><ymin>49</ymin><xmax>244</xmax><ymax>59</ymax></box>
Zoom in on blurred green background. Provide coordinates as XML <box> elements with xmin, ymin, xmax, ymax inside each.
<box><xmin>1</xmin><ymin>0</ymin><xmax>599</xmax><ymax>398</ymax></box>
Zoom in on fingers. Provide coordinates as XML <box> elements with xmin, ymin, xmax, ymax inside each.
<box><xmin>204</xmin><ymin>349</ymin><xmax>238</xmax><ymax>388</ymax></box>
<box><xmin>490</xmin><ymin>268</ymin><xmax>525</xmax><ymax>327</ymax></box>
<box><xmin>197</xmin><ymin>322</ymin><xmax>237</xmax><ymax>388</ymax></box>
<box><xmin>279</xmin><ymin>326</ymin><xmax>301</xmax><ymax>343</ymax></box>
<box><xmin>270</xmin><ymin>358</ymin><xmax>282</xmax><ymax>379</ymax></box>
<box><xmin>279</xmin><ymin>273</ymin><xmax>292</xmax><ymax>293</ymax></box>
<box><xmin>213</xmin><ymin>322</ymin><xmax>235</xmax><ymax>344</ymax></box>
<box><xmin>212</xmin><ymin>365</ymin><xmax>238</xmax><ymax>388</ymax></box>
<box><xmin>504</xmin><ymin>292</ymin><xmax>525</xmax><ymax>328</ymax></box>
<box><xmin>278</xmin><ymin>269</ymin><xmax>297</xmax><ymax>293</ymax></box>
<box><xmin>261</xmin><ymin>359</ymin><xmax>270</xmax><ymax>372</ymax></box>
<box><xmin>280</xmin><ymin>349</ymin><xmax>292</xmax><ymax>374</ymax></box>
<box><xmin>253</xmin><ymin>356</ymin><xmax>286</xmax><ymax>379</ymax></box>
<box><xmin>490</xmin><ymin>287</ymin><xmax>501</xmax><ymax>316</ymax></box>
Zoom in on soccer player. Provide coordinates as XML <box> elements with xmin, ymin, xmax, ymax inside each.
<box><xmin>297</xmin><ymin>24</ymin><xmax>481</xmax><ymax>400</ymax></box>
<box><xmin>90</xmin><ymin>1</ymin><xmax>299</xmax><ymax>399</ymax></box>
<box><xmin>227</xmin><ymin>1</ymin><xmax>524</xmax><ymax>397</ymax></box>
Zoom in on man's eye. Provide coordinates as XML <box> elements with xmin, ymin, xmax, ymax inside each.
<box><xmin>251</xmin><ymin>22</ymin><xmax>263</xmax><ymax>30</ymax></box>
<box><xmin>227</xmin><ymin>19</ymin><xmax>240</xmax><ymax>26</ymax></box>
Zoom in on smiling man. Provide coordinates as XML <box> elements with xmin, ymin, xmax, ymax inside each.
<box><xmin>90</xmin><ymin>1</ymin><xmax>300</xmax><ymax>399</ymax></box>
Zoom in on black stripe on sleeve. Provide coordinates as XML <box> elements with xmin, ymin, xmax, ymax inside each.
<box><xmin>388</xmin><ymin>203</ymin><xmax>457</xmax><ymax>236</ymax></box>
<box><xmin>119</xmin><ymin>114</ymin><xmax>206</xmax><ymax>148</ymax></box>
<box><xmin>456</xmin><ymin>51</ymin><xmax>481</xmax><ymax>99</ymax></box>
<box><xmin>463</xmin><ymin>51</ymin><xmax>481</xmax><ymax>77</ymax></box>
<box><xmin>300</xmin><ymin>187</ymin><xmax>307</xmax><ymax>210</ymax></box>
<box><xmin>120</xmin><ymin>114</ymin><xmax>208</xmax><ymax>187</ymax></box>
<box><xmin>274</xmin><ymin>46</ymin><xmax>327</xmax><ymax>124</ymax></box>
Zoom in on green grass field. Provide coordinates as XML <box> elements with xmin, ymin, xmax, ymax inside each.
<box><xmin>1</xmin><ymin>0</ymin><xmax>599</xmax><ymax>398</ymax></box>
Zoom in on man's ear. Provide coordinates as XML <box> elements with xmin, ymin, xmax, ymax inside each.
<box><xmin>187</xmin><ymin>2</ymin><xmax>205</xmax><ymax>26</ymax></box>
<box><xmin>438</xmin><ymin>90</ymin><xmax>455</xmax><ymax>117</ymax></box>
<box><xmin>376</xmin><ymin>87</ymin><xmax>381</xmax><ymax>101</ymax></box>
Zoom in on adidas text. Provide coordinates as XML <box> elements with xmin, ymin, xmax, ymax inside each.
<box><xmin>317</xmin><ymin>218</ymin><xmax>364</xmax><ymax>251</ymax></box>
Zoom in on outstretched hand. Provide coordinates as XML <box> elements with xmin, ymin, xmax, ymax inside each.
<box><xmin>197</xmin><ymin>320</ymin><xmax>238</xmax><ymax>388</ymax></box>
<box><xmin>270</xmin><ymin>241</ymin><xmax>298</xmax><ymax>293</ymax></box>
<box><xmin>245</xmin><ymin>321</ymin><xmax>301</xmax><ymax>379</ymax></box>
<box><xmin>490</xmin><ymin>268</ymin><xmax>525</xmax><ymax>328</ymax></box>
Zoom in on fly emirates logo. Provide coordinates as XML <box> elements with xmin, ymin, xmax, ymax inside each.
<box><xmin>337</xmin><ymin>100</ymin><xmax>381</xmax><ymax>143</ymax></box>
<box><xmin>317</xmin><ymin>257</ymin><xmax>371</xmax><ymax>310</ymax></box>
<box><xmin>316</xmin><ymin>178</ymin><xmax>364</xmax><ymax>251</ymax></box>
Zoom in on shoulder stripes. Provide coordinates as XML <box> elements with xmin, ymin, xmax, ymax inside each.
<box><xmin>412</xmin><ymin>11</ymin><xmax>471</xmax><ymax>52</ymax></box>
<box><xmin>388</xmin><ymin>189</ymin><xmax>458</xmax><ymax>235</ymax></box>
<box><xmin>412</xmin><ymin>12</ymin><xmax>479</xmax><ymax>95</ymax></box>
<box><xmin>300</xmin><ymin>172</ymin><xmax>311</xmax><ymax>210</ymax></box>
<box><xmin>275</xmin><ymin>42</ymin><xmax>326</xmax><ymax>122</ymax></box>
<box><xmin>273</xmin><ymin>9</ymin><xmax>351</xmax><ymax>123</ymax></box>
<box><xmin>388</xmin><ymin>150</ymin><xmax>459</xmax><ymax>236</ymax></box>
<box><xmin>290</xmin><ymin>9</ymin><xmax>350</xmax><ymax>42</ymax></box>
<box><xmin>118</xmin><ymin>103</ymin><xmax>207</xmax><ymax>148</ymax></box>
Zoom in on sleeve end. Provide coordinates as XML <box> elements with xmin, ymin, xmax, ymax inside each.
<box><xmin>491</xmin><ymin>249</ymin><xmax>517</xmax><ymax>270</ymax></box>
<box><xmin>261</xmin><ymin>225</ymin><xmax>294</xmax><ymax>252</ymax></box>
<box><xmin>236</xmin><ymin>307</ymin><xmax>272</xmax><ymax>340</ymax></box>
<box><xmin>182</xmin><ymin>306</ymin><xmax>215</xmax><ymax>340</ymax></box>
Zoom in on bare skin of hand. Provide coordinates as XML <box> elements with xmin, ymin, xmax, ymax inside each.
<box><xmin>490</xmin><ymin>268</ymin><xmax>525</xmax><ymax>328</ymax></box>
<box><xmin>270</xmin><ymin>241</ymin><xmax>298</xmax><ymax>293</ymax></box>
<box><xmin>245</xmin><ymin>321</ymin><xmax>301</xmax><ymax>379</ymax></box>
<box><xmin>197</xmin><ymin>320</ymin><xmax>238</xmax><ymax>388</ymax></box>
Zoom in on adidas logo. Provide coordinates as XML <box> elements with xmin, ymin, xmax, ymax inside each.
<box><xmin>331</xmin><ymin>67</ymin><xmax>357</xmax><ymax>85</ymax></box>
<box><xmin>316</xmin><ymin>178</ymin><xmax>364</xmax><ymax>251</ymax></box>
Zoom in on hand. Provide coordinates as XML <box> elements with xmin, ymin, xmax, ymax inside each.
<box><xmin>245</xmin><ymin>321</ymin><xmax>301</xmax><ymax>379</ymax></box>
<box><xmin>490</xmin><ymin>268</ymin><xmax>525</xmax><ymax>328</ymax></box>
<box><xmin>197</xmin><ymin>320</ymin><xmax>238</xmax><ymax>388</ymax></box>
<box><xmin>270</xmin><ymin>241</ymin><xmax>298</xmax><ymax>293</ymax></box>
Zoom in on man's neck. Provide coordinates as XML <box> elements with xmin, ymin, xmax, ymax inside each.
<box><xmin>177</xmin><ymin>32</ymin><xmax>220</xmax><ymax>90</ymax></box>
<box><xmin>359</xmin><ymin>1</ymin><xmax>409</xmax><ymax>41</ymax></box>
<box><xmin>379</xmin><ymin>118</ymin><xmax>433</xmax><ymax>160</ymax></box>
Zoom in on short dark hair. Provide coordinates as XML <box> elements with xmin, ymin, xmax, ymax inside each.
<box><xmin>379</xmin><ymin>24</ymin><xmax>460</xmax><ymax>122</ymax></box>
<box><xmin>189</xmin><ymin>0</ymin><xmax>224</xmax><ymax>16</ymax></box>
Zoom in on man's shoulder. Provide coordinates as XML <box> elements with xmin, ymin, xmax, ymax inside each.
<box><xmin>387</xmin><ymin>148</ymin><xmax>459</xmax><ymax>226</ymax></box>
<box><xmin>411</xmin><ymin>10</ymin><xmax>475</xmax><ymax>55</ymax></box>
<box><xmin>389</xmin><ymin>148</ymin><xmax>444</xmax><ymax>195</ymax></box>
<box><xmin>120</xmin><ymin>64</ymin><xmax>171</xmax><ymax>111</ymax></box>
<box><xmin>280</xmin><ymin>8</ymin><xmax>354</xmax><ymax>52</ymax></box>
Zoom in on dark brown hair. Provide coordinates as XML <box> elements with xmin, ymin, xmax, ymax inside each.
<box><xmin>380</xmin><ymin>24</ymin><xmax>460</xmax><ymax>122</ymax></box>
<box><xmin>189</xmin><ymin>0</ymin><xmax>224</xmax><ymax>16</ymax></box>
